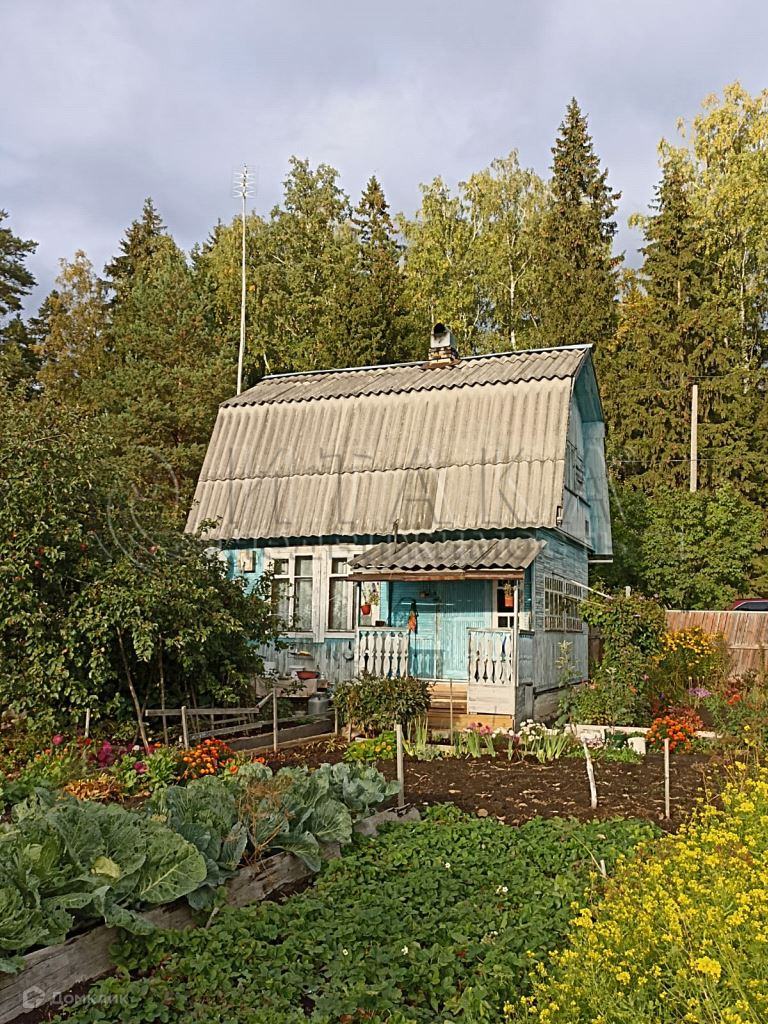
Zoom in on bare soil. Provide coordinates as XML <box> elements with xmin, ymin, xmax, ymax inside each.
<box><xmin>268</xmin><ymin>740</ymin><xmax>723</xmax><ymax>831</ymax></box>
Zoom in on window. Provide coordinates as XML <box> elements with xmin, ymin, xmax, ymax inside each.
<box><xmin>269</xmin><ymin>555</ymin><xmax>314</xmax><ymax>632</ymax></box>
<box><xmin>271</xmin><ymin>558</ymin><xmax>290</xmax><ymax>624</ymax></box>
<box><xmin>266</xmin><ymin>548</ymin><xmax>357</xmax><ymax>637</ymax></box>
<box><xmin>328</xmin><ymin>557</ymin><xmax>351</xmax><ymax>631</ymax></box>
<box><xmin>293</xmin><ymin>556</ymin><xmax>314</xmax><ymax>631</ymax></box>
<box><xmin>565</xmin><ymin>441</ymin><xmax>585</xmax><ymax>494</ymax></box>
<box><xmin>544</xmin><ymin>575</ymin><xmax>583</xmax><ymax>632</ymax></box>
<box><xmin>495</xmin><ymin>581</ymin><xmax>518</xmax><ymax>629</ymax></box>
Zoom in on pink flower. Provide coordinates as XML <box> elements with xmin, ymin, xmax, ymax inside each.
<box><xmin>97</xmin><ymin>740</ymin><xmax>114</xmax><ymax>768</ymax></box>
<box><xmin>133</xmin><ymin>761</ymin><xmax>147</xmax><ymax>774</ymax></box>
<box><xmin>52</xmin><ymin>734</ymin><xmax>63</xmax><ymax>746</ymax></box>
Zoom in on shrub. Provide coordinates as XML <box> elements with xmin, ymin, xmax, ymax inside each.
<box><xmin>565</xmin><ymin>590</ymin><xmax>665</xmax><ymax>727</ymax></box>
<box><xmin>332</xmin><ymin>674</ymin><xmax>431</xmax><ymax>734</ymax></box>
<box><xmin>518</xmin><ymin>766</ymin><xmax>768</xmax><ymax>1023</ymax></box>
<box><xmin>705</xmin><ymin>670</ymin><xmax>768</xmax><ymax>752</ymax></box>
<box><xmin>566</xmin><ymin>651</ymin><xmax>650</xmax><ymax>726</ymax></box>
<box><xmin>649</xmin><ymin>627</ymin><xmax>728</xmax><ymax>707</ymax></box>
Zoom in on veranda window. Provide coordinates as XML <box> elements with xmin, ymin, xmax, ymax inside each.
<box><xmin>544</xmin><ymin>575</ymin><xmax>583</xmax><ymax>632</ymax></box>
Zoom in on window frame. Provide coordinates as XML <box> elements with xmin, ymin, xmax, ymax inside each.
<box><xmin>543</xmin><ymin>574</ymin><xmax>584</xmax><ymax>633</ymax></box>
<box><xmin>263</xmin><ymin>545</ymin><xmax>360</xmax><ymax>642</ymax></box>
<box><xmin>327</xmin><ymin>556</ymin><xmax>354</xmax><ymax>634</ymax></box>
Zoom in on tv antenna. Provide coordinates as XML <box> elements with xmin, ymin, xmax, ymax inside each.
<box><xmin>234</xmin><ymin>165</ymin><xmax>255</xmax><ymax>395</ymax></box>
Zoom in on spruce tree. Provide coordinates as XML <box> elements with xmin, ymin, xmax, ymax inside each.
<box><xmin>537</xmin><ymin>99</ymin><xmax>620</xmax><ymax>349</ymax></box>
<box><xmin>343</xmin><ymin>176</ymin><xmax>408</xmax><ymax>365</ymax></box>
<box><xmin>0</xmin><ymin>209</ymin><xmax>36</xmax><ymax>324</ymax></box>
<box><xmin>104</xmin><ymin>197</ymin><xmax>168</xmax><ymax>299</ymax></box>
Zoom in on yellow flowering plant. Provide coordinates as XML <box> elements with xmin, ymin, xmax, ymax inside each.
<box><xmin>516</xmin><ymin>766</ymin><xmax>768</xmax><ymax>1023</ymax></box>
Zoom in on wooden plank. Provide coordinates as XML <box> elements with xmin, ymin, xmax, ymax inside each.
<box><xmin>0</xmin><ymin>808</ymin><xmax>417</xmax><ymax>1023</ymax></box>
<box><xmin>665</xmin><ymin>610</ymin><xmax>768</xmax><ymax>678</ymax></box>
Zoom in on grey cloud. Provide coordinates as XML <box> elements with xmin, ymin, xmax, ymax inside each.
<box><xmin>2</xmin><ymin>0</ymin><xmax>767</xmax><ymax>307</ymax></box>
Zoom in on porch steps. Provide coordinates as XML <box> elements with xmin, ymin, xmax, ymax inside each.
<box><xmin>426</xmin><ymin>680</ymin><xmax>515</xmax><ymax>733</ymax></box>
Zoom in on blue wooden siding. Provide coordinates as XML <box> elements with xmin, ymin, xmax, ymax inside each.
<box><xmin>531</xmin><ymin>528</ymin><xmax>589</xmax><ymax>688</ymax></box>
<box><xmin>389</xmin><ymin>580</ymin><xmax>490</xmax><ymax>679</ymax></box>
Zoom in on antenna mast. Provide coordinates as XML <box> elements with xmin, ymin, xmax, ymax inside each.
<box><xmin>234</xmin><ymin>165</ymin><xmax>254</xmax><ymax>395</ymax></box>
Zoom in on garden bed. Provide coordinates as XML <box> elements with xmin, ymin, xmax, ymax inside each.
<box><xmin>0</xmin><ymin>806</ymin><xmax>419</xmax><ymax>1024</ymax></box>
<box><xmin>268</xmin><ymin>742</ymin><xmax>722</xmax><ymax>829</ymax></box>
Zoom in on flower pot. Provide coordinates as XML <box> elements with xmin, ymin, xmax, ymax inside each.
<box><xmin>360</xmin><ymin>603</ymin><xmax>371</xmax><ymax>616</ymax></box>
<box><xmin>296</xmin><ymin>669</ymin><xmax>319</xmax><ymax>681</ymax></box>
<box><xmin>503</xmin><ymin>594</ymin><xmax>514</xmax><ymax>609</ymax></box>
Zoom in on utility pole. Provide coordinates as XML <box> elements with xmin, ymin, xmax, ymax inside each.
<box><xmin>689</xmin><ymin>381</ymin><xmax>698</xmax><ymax>493</ymax></box>
<box><xmin>234</xmin><ymin>165</ymin><xmax>253</xmax><ymax>396</ymax></box>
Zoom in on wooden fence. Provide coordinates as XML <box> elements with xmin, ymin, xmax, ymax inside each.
<box><xmin>665</xmin><ymin>610</ymin><xmax>768</xmax><ymax>676</ymax></box>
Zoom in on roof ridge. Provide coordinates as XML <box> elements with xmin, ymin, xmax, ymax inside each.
<box><xmin>254</xmin><ymin>343</ymin><xmax>591</xmax><ymax>384</ymax></box>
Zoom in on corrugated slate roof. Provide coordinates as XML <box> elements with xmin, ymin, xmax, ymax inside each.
<box><xmin>349</xmin><ymin>537</ymin><xmax>545</xmax><ymax>572</ymax></box>
<box><xmin>224</xmin><ymin>345</ymin><xmax>589</xmax><ymax>407</ymax></box>
<box><xmin>187</xmin><ymin>346</ymin><xmax>591</xmax><ymax>541</ymax></box>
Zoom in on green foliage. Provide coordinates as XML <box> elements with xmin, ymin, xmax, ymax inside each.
<box><xmin>63</xmin><ymin>812</ymin><xmax>657</xmax><ymax>1023</ymax></box>
<box><xmin>566</xmin><ymin>656</ymin><xmax>650</xmax><ymax>727</ymax></box>
<box><xmin>0</xmin><ymin>391</ymin><xmax>281</xmax><ymax>733</ymax></box>
<box><xmin>333</xmin><ymin>675</ymin><xmax>431</xmax><ymax>734</ymax></box>
<box><xmin>0</xmin><ymin>797</ymin><xmax>206</xmax><ymax>971</ymax></box>
<box><xmin>568</xmin><ymin>590</ymin><xmax>666</xmax><ymax>726</ymax></box>
<box><xmin>640</xmin><ymin>485</ymin><xmax>763</xmax><ymax>608</ymax></box>
<box><xmin>518</xmin><ymin>722</ymin><xmax>575</xmax><ymax>763</ymax></box>
<box><xmin>343</xmin><ymin>731</ymin><xmax>396</xmax><ymax>765</ymax></box>
<box><xmin>400</xmin><ymin>152</ymin><xmax>545</xmax><ymax>353</ymax></box>
<box><xmin>704</xmin><ymin>672</ymin><xmax>768</xmax><ymax>752</ymax></box>
<box><xmin>580</xmin><ymin>589</ymin><xmax>665</xmax><ymax>656</ymax></box>
<box><xmin>0</xmin><ymin>209</ymin><xmax>36</xmax><ymax>324</ymax></box>
<box><xmin>0</xmin><ymin>761</ymin><xmax>397</xmax><ymax>966</ymax></box>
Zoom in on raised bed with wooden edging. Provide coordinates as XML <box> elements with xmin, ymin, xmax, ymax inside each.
<box><xmin>0</xmin><ymin>806</ymin><xmax>419</xmax><ymax>1024</ymax></box>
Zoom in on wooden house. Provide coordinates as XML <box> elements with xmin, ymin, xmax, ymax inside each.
<box><xmin>187</xmin><ymin>327</ymin><xmax>612</xmax><ymax>724</ymax></box>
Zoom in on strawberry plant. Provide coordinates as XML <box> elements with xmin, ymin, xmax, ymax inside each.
<box><xmin>63</xmin><ymin>811</ymin><xmax>657</xmax><ymax>1023</ymax></box>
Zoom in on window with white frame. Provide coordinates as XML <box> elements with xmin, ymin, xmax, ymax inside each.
<box><xmin>269</xmin><ymin>554</ymin><xmax>314</xmax><ymax>632</ymax></box>
<box><xmin>265</xmin><ymin>549</ymin><xmax>356</xmax><ymax>637</ymax></box>
<box><xmin>327</xmin><ymin>557</ymin><xmax>352</xmax><ymax>631</ymax></box>
<box><xmin>495</xmin><ymin>580</ymin><xmax>519</xmax><ymax>629</ymax></box>
<box><xmin>544</xmin><ymin>574</ymin><xmax>583</xmax><ymax>632</ymax></box>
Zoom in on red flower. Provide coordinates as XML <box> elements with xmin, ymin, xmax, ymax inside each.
<box><xmin>133</xmin><ymin>761</ymin><xmax>147</xmax><ymax>774</ymax></box>
<box><xmin>52</xmin><ymin>734</ymin><xmax>63</xmax><ymax>746</ymax></box>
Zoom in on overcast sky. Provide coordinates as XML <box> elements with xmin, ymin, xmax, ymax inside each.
<box><xmin>2</xmin><ymin>0</ymin><xmax>767</xmax><ymax>308</ymax></box>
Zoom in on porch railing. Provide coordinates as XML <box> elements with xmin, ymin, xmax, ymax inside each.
<box><xmin>467</xmin><ymin>627</ymin><xmax>517</xmax><ymax>686</ymax></box>
<box><xmin>357</xmin><ymin>627</ymin><xmax>410</xmax><ymax>678</ymax></box>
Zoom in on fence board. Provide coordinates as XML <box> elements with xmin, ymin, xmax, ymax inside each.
<box><xmin>665</xmin><ymin>610</ymin><xmax>768</xmax><ymax>676</ymax></box>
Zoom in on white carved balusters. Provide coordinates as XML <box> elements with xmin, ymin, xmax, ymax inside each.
<box><xmin>468</xmin><ymin>628</ymin><xmax>515</xmax><ymax>686</ymax></box>
<box><xmin>357</xmin><ymin>628</ymin><xmax>409</xmax><ymax>678</ymax></box>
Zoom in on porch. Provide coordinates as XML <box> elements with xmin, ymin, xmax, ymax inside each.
<box><xmin>356</xmin><ymin>624</ymin><xmax>534</xmax><ymax>723</ymax></box>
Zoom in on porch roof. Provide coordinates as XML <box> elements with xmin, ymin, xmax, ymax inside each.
<box><xmin>347</xmin><ymin>537</ymin><xmax>544</xmax><ymax>581</ymax></box>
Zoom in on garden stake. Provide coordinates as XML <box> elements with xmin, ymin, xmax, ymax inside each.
<box><xmin>395</xmin><ymin>722</ymin><xmax>405</xmax><ymax>808</ymax></box>
<box><xmin>582</xmin><ymin>738</ymin><xmax>598</xmax><ymax>809</ymax></box>
<box><xmin>449</xmin><ymin>678</ymin><xmax>454</xmax><ymax>737</ymax></box>
<box><xmin>84</xmin><ymin>708</ymin><xmax>90</xmax><ymax>739</ymax></box>
<box><xmin>181</xmin><ymin>705</ymin><xmax>189</xmax><ymax>748</ymax></box>
<box><xmin>273</xmin><ymin>687</ymin><xmax>279</xmax><ymax>753</ymax></box>
<box><xmin>664</xmin><ymin>737</ymin><xmax>671</xmax><ymax>819</ymax></box>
